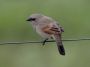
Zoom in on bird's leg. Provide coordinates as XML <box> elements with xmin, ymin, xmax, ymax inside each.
<box><xmin>42</xmin><ymin>38</ymin><xmax>48</xmax><ymax>46</ymax></box>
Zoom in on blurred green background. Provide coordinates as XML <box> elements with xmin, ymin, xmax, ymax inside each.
<box><xmin>0</xmin><ymin>0</ymin><xmax>90</xmax><ymax>67</ymax></box>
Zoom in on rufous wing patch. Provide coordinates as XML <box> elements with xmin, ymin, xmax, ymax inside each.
<box><xmin>42</xmin><ymin>23</ymin><xmax>60</xmax><ymax>35</ymax></box>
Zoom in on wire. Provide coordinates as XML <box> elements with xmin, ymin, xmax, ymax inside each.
<box><xmin>0</xmin><ymin>38</ymin><xmax>90</xmax><ymax>45</ymax></box>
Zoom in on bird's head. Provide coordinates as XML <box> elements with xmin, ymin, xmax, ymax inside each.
<box><xmin>26</xmin><ymin>13</ymin><xmax>43</xmax><ymax>22</ymax></box>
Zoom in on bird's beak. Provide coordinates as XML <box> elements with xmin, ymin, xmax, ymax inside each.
<box><xmin>26</xmin><ymin>18</ymin><xmax>31</xmax><ymax>21</ymax></box>
<box><xmin>26</xmin><ymin>18</ymin><xmax>36</xmax><ymax>21</ymax></box>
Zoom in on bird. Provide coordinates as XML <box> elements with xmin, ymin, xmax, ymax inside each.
<box><xmin>26</xmin><ymin>13</ymin><xmax>65</xmax><ymax>55</ymax></box>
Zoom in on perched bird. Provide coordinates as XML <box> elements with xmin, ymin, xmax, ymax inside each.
<box><xmin>26</xmin><ymin>13</ymin><xmax>65</xmax><ymax>55</ymax></box>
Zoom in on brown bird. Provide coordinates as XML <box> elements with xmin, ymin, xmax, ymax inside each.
<box><xmin>26</xmin><ymin>14</ymin><xmax>65</xmax><ymax>55</ymax></box>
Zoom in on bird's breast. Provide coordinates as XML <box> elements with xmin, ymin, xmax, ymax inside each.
<box><xmin>35</xmin><ymin>26</ymin><xmax>51</xmax><ymax>38</ymax></box>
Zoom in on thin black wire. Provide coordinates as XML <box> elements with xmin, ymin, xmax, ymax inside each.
<box><xmin>0</xmin><ymin>38</ymin><xmax>90</xmax><ymax>45</ymax></box>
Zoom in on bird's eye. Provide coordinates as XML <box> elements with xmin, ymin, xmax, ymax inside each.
<box><xmin>26</xmin><ymin>18</ymin><xmax>36</xmax><ymax>21</ymax></box>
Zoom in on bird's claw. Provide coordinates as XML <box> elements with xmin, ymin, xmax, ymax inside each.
<box><xmin>42</xmin><ymin>38</ymin><xmax>48</xmax><ymax>46</ymax></box>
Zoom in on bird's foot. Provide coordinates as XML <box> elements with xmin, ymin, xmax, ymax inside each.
<box><xmin>42</xmin><ymin>38</ymin><xmax>48</xmax><ymax>46</ymax></box>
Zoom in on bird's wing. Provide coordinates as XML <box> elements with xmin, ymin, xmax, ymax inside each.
<box><xmin>56</xmin><ymin>22</ymin><xmax>64</xmax><ymax>32</ymax></box>
<box><xmin>42</xmin><ymin>23</ymin><xmax>60</xmax><ymax>35</ymax></box>
<box><xmin>42</xmin><ymin>23</ymin><xmax>65</xmax><ymax>55</ymax></box>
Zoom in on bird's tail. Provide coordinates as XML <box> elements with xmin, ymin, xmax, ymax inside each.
<box><xmin>54</xmin><ymin>34</ymin><xmax>65</xmax><ymax>55</ymax></box>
